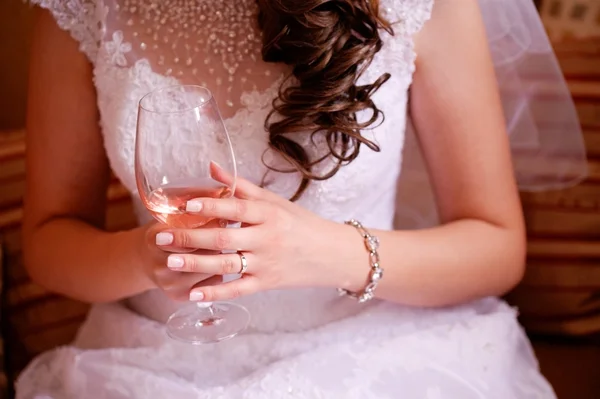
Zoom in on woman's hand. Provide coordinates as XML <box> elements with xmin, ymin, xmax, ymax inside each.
<box><xmin>155</xmin><ymin>164</ymin><xmax>346</xmax><ymax>302</ymax></box>
<box><xmin>137</xmin><ymin>222</ymin><xmax>221</xmax><ymax>302</ymax></box>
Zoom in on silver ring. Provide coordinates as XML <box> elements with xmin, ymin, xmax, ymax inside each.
<box><xmin>238</xmin><ymin>251</ymin><xmax>248</xmax><ymax>274</ymax></box>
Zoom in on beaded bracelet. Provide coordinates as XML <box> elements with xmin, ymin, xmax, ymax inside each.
<box><xmin>337</xmin><ymin>219</ymin><xmax>383</xmax><ymax>303</ymax></box>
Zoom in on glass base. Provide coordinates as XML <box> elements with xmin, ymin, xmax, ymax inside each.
<box><xmin>166</xmin><ymin>301</ymin><xmax>250</xmax><ymax>344</ymax></box>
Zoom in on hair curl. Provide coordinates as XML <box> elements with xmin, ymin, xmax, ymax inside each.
<box><xmin>256</xmin><ymin>0</ymin><xmax>393</xmax><ymax>201</ymax></box>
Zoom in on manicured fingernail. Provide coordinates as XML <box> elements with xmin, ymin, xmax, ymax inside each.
<box><xmin>190</xmin><ymin>291</ymin><xmax>204</xmax><ymax>301</ymax></box>
<box><xmin>186</xmin><ymin>199</ymin><xmax>203</xmax><ymax>213</ymax></box>
<box><xmin>167</xmin><ymin>255</ymin><xmax>184</xmax><ymax>269</ymax></box>
<box><xmin>156</xmin><ymin>232</ymin><xmax>174</xmax><ymax>246</ymax></box>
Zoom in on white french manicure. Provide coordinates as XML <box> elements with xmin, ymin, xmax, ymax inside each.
<box><xmin>186</xmin><ymin>199</ymin><xmax>203</xmax><ymax>213</ymax></box>
<box><xmin>189</xmin><ymin>291</ymin><xmax>205</xmax><ymax>301</ymax></box>
<box><xmin>167</xmin><ymin>255</ymin><xmax>184</xmax><ymax>269</ymax></box>
<box><xmin>156</xmin><ymin>232</ymin><xmax>174</xmax><ymax>246</ymax></box>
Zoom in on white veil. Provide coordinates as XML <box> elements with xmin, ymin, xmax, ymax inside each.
<box><xmin>395</xmin><ymin>0</ymin><xmax>589</xmax><ymax>229</ymax></box>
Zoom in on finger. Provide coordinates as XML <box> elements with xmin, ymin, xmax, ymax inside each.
<box><xmin>159</xmin><ymin>273</ymin><xmax>217</xmax><ymax>302</ymax></box>
<box><xmin>189</xmin><ymin>274</ymin><xmax>260</xmax><ymax>302</ymax></box>
<box><xmin>153</xmin><ymin>232</ymin><xmax>199</xmax><ymax>253</ymax></box>
<box><xmin>157</xmin><ymin>227</ymin><xmax>260</xmax><ymax>251</ymax></box>
<box><xmin>166</xmin><ymin>252</ymin><xmax>255</xmax><ymax>275</ymax></box>
<box><xmin>210</xmin><ymin>161</ymin><xmax>277</xmax><ymax>202</ymax></box>
<box><xmin>210</xmin><ymin>162</ymin><xmax>302</xmax><ymax>218</ymax></box>
<box><xmin>185</xmin><ymin>197</ymin><xmax>268</xmax><ymax>225</ymax></box>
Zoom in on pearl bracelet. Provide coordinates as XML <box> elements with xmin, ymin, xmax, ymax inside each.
<box><xmin>337</xmin><ymin>219</ymin><xmax>383</xmax><ymax>303</ymax></box>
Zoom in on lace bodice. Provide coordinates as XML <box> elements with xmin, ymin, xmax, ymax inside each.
<box><xmin>34</xmin><ymin>0</ymin><xmax>433</xmax><ymax>332</ymax></box>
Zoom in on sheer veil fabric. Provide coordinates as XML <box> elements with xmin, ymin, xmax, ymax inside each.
<box><xmin>396</xmin><ymin>0</ymin><xmax>587</xmax><ymax>229</ymax></box>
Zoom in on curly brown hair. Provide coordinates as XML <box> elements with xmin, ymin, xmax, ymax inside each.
<box><xmin>256</xmin><ymin>0</ymin><xmax>393</xmax><ymax>201</ymax></box>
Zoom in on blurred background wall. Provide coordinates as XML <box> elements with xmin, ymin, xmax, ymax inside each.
<box><xmin>0</xmin><ymin>0</ymin><xmax>33</xmax><ymax>131</ymax></box>
<box><xmin>541</xmin><ymin>0</ymin><xmax>600</xmax><ymax>41</ymax></box>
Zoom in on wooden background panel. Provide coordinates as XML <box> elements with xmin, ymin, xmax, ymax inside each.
<box><xmin>509</xmin><ymin>35</ymin><xmax>600</xmax><ymax>337</ymax></box>
<box><xmin>0</xmin><ymin>0</ymin><xmax>33</xmax><ymax>130</ymax></box>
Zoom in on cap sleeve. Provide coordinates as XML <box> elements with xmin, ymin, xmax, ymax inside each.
<box><xmin>381</xmin><ymin>0</ymin><xmax>435</xmax><ymax>36</ymax></box>
<box><xmin>30</xmin><ymin>0</ymin><xmax>102</xmax><ymax>64</ymax></box>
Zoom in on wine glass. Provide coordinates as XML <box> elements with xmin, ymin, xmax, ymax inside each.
<box><xmin>135</xmin><ymin>85</ymin><xmax>250</xmax><ymax>344</ymax></box>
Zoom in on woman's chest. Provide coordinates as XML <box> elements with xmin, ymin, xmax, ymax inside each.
<box><xmin>93</xmin><ymin>0</ymin><xmax>414</xmax><ymax>220</ymax></box>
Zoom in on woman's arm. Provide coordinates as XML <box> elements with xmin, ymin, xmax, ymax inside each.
<box><xmin>23</xmin><ymin>9</ymin><xmax>154</xmax><ymax>303</ymax></box>
<box><xmin>331</xmin><ymin>0</ymin><xmax>526</xmax><ymax>306</ymax></box>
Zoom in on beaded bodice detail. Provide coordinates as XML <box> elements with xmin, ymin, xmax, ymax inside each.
<box><xmin>34</xmin><ymin>0</ymin><xmax>434</xmax><ymax>331</ymax></box>
<box><xmin>108</xmin><ymin>0</ymin><xmax>271</xmax><ymax>110</ymax></box>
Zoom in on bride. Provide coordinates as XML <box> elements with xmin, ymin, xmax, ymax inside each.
<box><xmin>17</xmin><ymin>0</ymin><xmax>586</xmax><ymax>397</ymax></box>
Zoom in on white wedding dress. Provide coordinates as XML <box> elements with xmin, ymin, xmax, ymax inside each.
<box><xmin>17</xmin><ymin>0</ymin><xmax>557</xmax><ymax>398</ymax></box>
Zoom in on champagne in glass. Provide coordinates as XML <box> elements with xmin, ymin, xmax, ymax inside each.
<box><xmin>144</xmin><ymin>179</ymin><xmax>232</xmax><ymax>228</ymax></box>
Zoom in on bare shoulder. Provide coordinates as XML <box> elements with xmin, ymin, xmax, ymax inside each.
<box><xmin>413</xmin><ymin>0</ymin><xmax>488</xmax><ymax>63</ymax></box>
